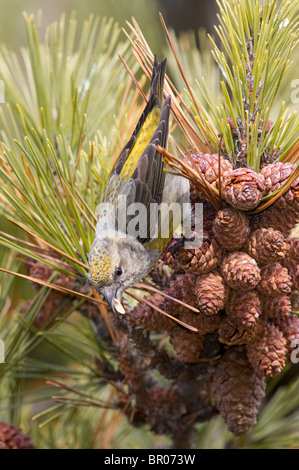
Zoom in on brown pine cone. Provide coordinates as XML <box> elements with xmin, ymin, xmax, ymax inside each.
<box><xmin>246</xmin><ymin>320</ymin><xmax>287</xmax><ymax>378</ymax></box>
<box><xmin>149</xmin><ymin>261</ymin><xmax>172</xmax><ymax>290</ymax></box>
<box><xmin>275</xmin><ymin>314</ymin><xmax>299</xmax><ymax>360</ymax></box>
<box><xmin>221</xmin><ymin>252</ymin><xmax>261</xmax><ymax>291</ymax></box>
<box><xmin>195</xmin><ymin>271</ymin><xmax>229</xmax><ymax>316</ymax></box>
<box><xmin>256</xmin><ymin>262</ymin><xmax>292</xmax><ymax>297</ymax></box>
<box><xmin>0</xmin><ymin>422</ymin><xmax>35</xmax><ymax>449</ymax></box>
<box><xmin>289</xmin><ymin>265</ymin><xmax>299</xmax><ymax>293</ymax></box>
<box><xmin>212</xmin><ymin>346</ymin><xmax>266</xmax><ymax>436</ymax></box>
<box><xmin>163</xmin><ymin>273</ymin><xmax>198</xmax><ymax>315</ymax></box>
<box><xmin>145</xmin><ymin>386</ymin><xmax>181</xmax><ymax>429</ymax></box>
<box><xmin>184</xmin><ymin>153</ymin><xmax>233</xmax><ymax>200</ymax></box>
<box><xmin>200</xmin><ymin>198</ymin><xmax>218</xmax><ymax>236</ymax></box>
<box><xmin>251</xmin><ymin>204</ymin><xmax>299</xmax><ymax>237</ymax></box>
<box><xmin>213</xmin><ymin>207</ymin><xmax>250</xmax><ymax>250</ymax></box>
<box><xmin>260</xmin><ymin>295</ymin><xmax>292</xmax><ymax>319</ymax></box>
<box><xmin>22</xmin><ymin>292</ymin><xmax>73</xmax><ymax>330</ymax></box>
<box><xmin>260</xmin><ymin>161</ymin><xmax>299</xmax><ymax>211</ymax></box>
<box><xmin>179</xmin><ymin>310</ymin><xmax>220</xmax><ymax>335</ymax></box>
<box><xmin>169</xmin><ymin>327</ymin><xmax>205</xmax><ymax>363</ymax></box>
<box><xmin>164</xmin><ymin>234</ymin><xmax>223</xmax><ymax>275</ymax></box>
<box><xmin>132</xmin><ymin>293</ymin><xmax>175</xmax><ymax>332</ymax></box>
<box><xmin>222</xmin><ymin>168</ymin><xmax>265</xmax><ymax>210</ymax></box>
<box><xmin>226</xmin><ymin>290</ymin><xmax>261</xmax><ymax>328</ymax></box>
<box><xmin>218</xmin><ymin>315</ymin><xmax>259</xmax><ymax>345</ymax></box>
<box><xmin>281</xmin><ymin>237</ymin><xmax>299</xmax><ymax>269</ymax></box>
<box><xmin>290</xmin><ymin>294</ymin><xmax>299</xmax><ymax>312</ymax></box>
<box><xmin>244</xmin><ymin>228</ymin><xmax>289</xmax><ymax>265</ymax></box>
<box><xmin>25</xmin><ymin>258</ymin><xmax>76</xmax><ymax>290</ymax></box>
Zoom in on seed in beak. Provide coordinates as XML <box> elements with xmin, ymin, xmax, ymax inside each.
<box><xmin>113</xmin><ymin>298</ymin><xmax>126</xmax><ymax>314</ymax></box>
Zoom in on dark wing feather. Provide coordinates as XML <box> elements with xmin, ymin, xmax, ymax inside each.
<box><xmin>110</xmin><ymin>57</ymin><xmax>167</xmax><ymax>178</ymax></box>
<box><xmin>124</xmin><ymin>95</ymin><xmax>171</xmax><ymax>244</ymax></box>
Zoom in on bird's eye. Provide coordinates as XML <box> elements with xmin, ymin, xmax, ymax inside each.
<box><xmin>116</xmin><ymin>267</ymin><xmax>123</xmax><ymax>276</ymax></box>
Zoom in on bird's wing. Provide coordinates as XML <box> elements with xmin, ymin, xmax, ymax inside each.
<box><xmin>96</xmin><ymin>96</ymin><xmax>171</xmax><ymax>237</ymax></box>
<box><xmin>122</xmin><ymin>95</ymin><xmax>171</xmax><ymax>244</ymax></box>
<box><xmin>104</xmin><ymin>57</ymin><xmax>167</xmax><ymax>183</ymax></box>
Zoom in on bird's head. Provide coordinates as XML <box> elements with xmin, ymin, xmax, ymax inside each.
<box><xmin>87</xmin><ymin>234</ymin><xmax>150</xmax><ymax>314</ymax></box>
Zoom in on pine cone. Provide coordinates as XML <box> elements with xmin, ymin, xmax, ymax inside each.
<box><xmin>251</xmin><ymin>204</ymin><xmax>299</xmax><ymax>237</ymax></box>
<box><xmin>218</xmin><ymin>315</ymin><xmax>258</xmax><ymax>345</ymax></box>
<box><xmin>164</xmin><ymin>234</ymin><xmax>223</xmax><ymax>274</ymax></box>
<box><xmin>222</xmin><ymin>168</ymin><xmax>265</xmax><ymax>210</ymax></box>
<box><xmin>246</xmin><ymin>321</ymin><xmax>287</xmax><ymax>378</ymax></box>
<box><xmin>170</xmin><ymin>327</ymin><xmax>205</xmax><ymax>363</ymax></box>
<box><xmin>226</xmin><ymin>290</ymin><xmax>261</xmax><ymax>328</ymax></box>
<box><xmin>256</xmin><ymin>262</ymin><xmax>292</xmax><ymax>297</ymax></box>
<box><xmin>212</xmin><ymin>347</ymin><xmax>266</xmax><ymax>436</ymax></box>
<box><xmin>180</xmin><ymin>310</ymin><xmax>220</xmax><ymax>335</ymax></box>
<box><xmin>132</xmin><ymin>293</ymin><xmax>175</xmax><ymax>332</ymax></box>
<box><xmin>144</xmin><ymin>386</ymin><xmax>182</xmax><ymax>434</ymax></box>
<box><xmin>184</xmin><ymin>153</ymin><xmax>233</xmax><ymax>200</ymax></box>
<box><xmin>195</xmin><ymin>271</ymin><xmax>229</xmax><ymax>316</ymax></box>
<box><xmin>260</xmin><ymin>295</ymin><xmax>292</xmax><ymax>319</ymax></box>
<box><xmin>22</xmin><ymin>292</ymin><xmax>72</xmax><ymax>330</ymax></box>
<box><xmin>26</xmin><ymin>258</ymin><xmax>76</xmax><ymax>290</ymax></box>
<box><xmin>213</xmin><ymin>207</ymin><xmax>250</xmax><ymax>250</ymax></box>
<box><xmin>0</xmin><ymin>422</ymin><xmax>35</xmax><ymax>449</ymax></box>
<box><xmin>200</xmin><ymin>198</ymin><xmax>218</xmax><ymax>236</ymax></box>
<box><xmin>281</xmin><ymin>237</ymin><xmax>299</xmax><ymax>269</ymax></box>
<box><xmin>289</xmin><ymin>265</ymin><xmax>299</xmax><ymax>293</ymax></box>
<box><xmin>163</xmin><ymin>273</ymin><xmax>198</xmax><ymax>315</ymax></box>
<box><xmin>275</xmin><ymin>314</ymin><xmax>299</xmax><ymax>360</ymax></box>
<box><xmin>244</xmin><ymin>228</ymin><xmax>289</xmax><ymax>265</ymax></box>
<box><xmin>260</xmin><ymin>161</ymin><xmax>299</xmax><ymax>211</ymax></box>
<box><xmin>149</xmin><ymin>261</ymin><xmax>172</xmax><ymax>290</ymax></box>
<box><xmin>221</xmin><ymin>252</ymin><xmax>261</xmax><ymax>291</ymax></box>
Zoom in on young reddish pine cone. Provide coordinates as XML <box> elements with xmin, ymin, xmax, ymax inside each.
<box><xmin>0</xmin><ymin>422</ymin><xmax>35</xmax><ymax>449</ymax></box>
<box><xmin>213</xmin><ymin>207</ymin><xmax>250</xmax><ymax>250</ymax></box>
<box><xmin>246</xmin><ymin>320</ymin><xmax>287</xmax><ymax>378</ymax></box>
<box><xmin>260</xmin><ymin>295</ymin><xmax>292</xmax><ymax>319</ymax></box>
<box><xmin>256</xmin><ymin>262</ymin><xmax>292</xmax><ymax>297</ymax></box>
<box><xmin>212</xmin><ymin>346</ymin><xmax>266</xmax><ymax>436</ymax></box>
<box><xmin>184</xmin><ymin>153</ymin><xmax>233</xmax><ymax>197</ymax></box>
<box><xmin>218</xmin><ymin>314</ymin><xmax>258</xmax><ymax>346</ymax></box>
<box><xmin>26</xmin><ymin>258</ymin><xmax>77</xmax><ymax>290</ymax></box>
<box><xmin>169</xmin><ymin>327</ymin><xmax>205</xmax><ymax>363</ymax></box>
<box><xmin>275</xmin><ymin>314</ymin><xmax>299</xmax><ymax>360</ymax></box>
<box><xmin>260</xmin><ymin>161</ymin><xmax>299</xmax><ymax>211</ymax></box>
<box><xmin>288</xmin><ymin>265</ymin><xmax>299</xmax><ymax>294</ymax></box>
<box><xmin>251</xmin><ymin>204</ymin><xmax>299</xmax><ymax>237</ymax></box>
<box><xmin>195</xmin><ymin>270</ymin><xmax>229</xmax><ymax>316</ymax></box>
<box><xmin>22</xmin><ymin>292</ymin><xmax>72</xmax><ymax>330</ymax></box>
<box><xmin>226</xmin><ymin>290</ymin><xmax>261</xmax><ymax>329</ymax></box>
<box><xmin>244</xmin><ymin>228</ymin><xmax>289</xmax><ymax>265</ymax></box>
<box><xmin>164</xmin><ymin>234</ymin><xmax>223</xmax><ymax>275</ymax></box>
<box><xmin>201</xmin><ymin>199</ymin><xmax>218</xmax><ymax>236</ymax></box>
<box><xmin>162</xmin><ymin>273</ymin><xmax>198</xmax><ymax>315</ymax></box>
<box><xmin>221</xmin><ymin>252</ymin><xmax>261</xmax><ymax>291</ymax></box>
<box><xmin>131</xmin><ymin>293</ymin><xmax>175</xmax><ymax>332</ymax></box>
<box><xmin>222</xmin><ymin>168</ymin><xmax>265</xmax><ymax>210</ymax></box>
<box><xmin>145</xmin><ymin>386</ymin><xmax>182</xmax><ymax>432</ymax></box>
<box><xmin>281</xmin><ymin>237</ymin><xmax>299</xmax><ymax>269</ymax></box>
<box><xmin>180</xmin><ymin>310</ymin><xmax>220</xmax><ymax>335</ymax></box>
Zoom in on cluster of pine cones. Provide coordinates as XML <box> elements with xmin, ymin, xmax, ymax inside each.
<box><xmin>22</xmin><ymin>150</ymin><xmax>299</xmax><ymax>441</ymax></box>
<box><xmin>131</xmin><ymin>152</ymin><xmax>299</xmax><ymax>436</ymax></box>
<box><xmin>0</xmin><ymin>422</ymin><xmax>35</xmax><ymax>449</ymax></box>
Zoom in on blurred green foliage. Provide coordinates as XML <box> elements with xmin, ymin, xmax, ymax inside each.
<box><xmin>0</xmin><ymin>0</ymin><xmax>164</xmax><ymax>55</ymax></box>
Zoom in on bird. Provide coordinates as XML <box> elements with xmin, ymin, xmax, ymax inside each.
<box><xmin>88</xmin><ymin>56</ymin><xmax>189</xmax><ymax>314</ymax></box>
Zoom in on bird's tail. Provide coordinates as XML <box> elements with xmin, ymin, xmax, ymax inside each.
<box><xmin>149</xmin><ymin>56</ymin><xmax>167</xmax><ymax>110</ymax></box>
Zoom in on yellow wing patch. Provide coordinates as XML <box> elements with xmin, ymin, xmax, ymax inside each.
<box><xmin>120</xmin><ymin>108</ymin><xmax>161</xmax><ymax>181</ymax></box>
